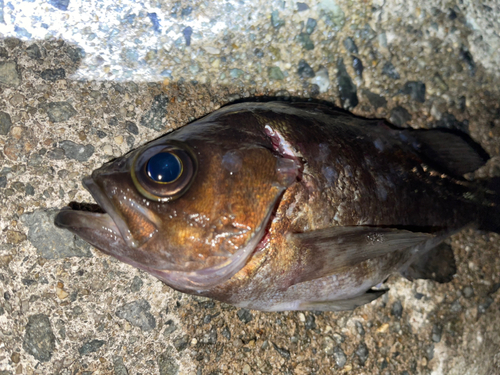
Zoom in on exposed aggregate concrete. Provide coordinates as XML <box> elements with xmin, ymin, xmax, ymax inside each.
<box><xmin>0</xmin><ymin>1</ymin><xmax>499</xmax><ymax>374</ymax></box>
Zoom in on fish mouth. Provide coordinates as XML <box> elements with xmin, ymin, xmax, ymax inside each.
<box><xmin>55</xmin><ymin>177</ymin><xmax>144</xmax><ymax>250</ymax></box>
<box><xmin>54</xmin><ymin>202</ymin><xmax>116</xmax><ymax>232</ymax></box>
<box><xmin>82</xmin><ymin>176</ymin><xmax>146</xmax><ymax>249</ymax></box>
<box><xmin>54</xmin><ymin>176</ymin><xmax>141</xmax><ymax>261</ymax></box>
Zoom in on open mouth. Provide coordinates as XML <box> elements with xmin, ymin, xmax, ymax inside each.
<box><xmin>67</xmin><ymin>201</ymin><xmax>105</xmax><ymax>214</ymax></box>
<box><xmin>54</xmin><ymin>192</ymin><xmax>122</xmax><ymax>249</ymax></box>
<box><xmin>55</xmin><ymin>176</ymin><xmax>139</xmax><ymax>248</ymax></box>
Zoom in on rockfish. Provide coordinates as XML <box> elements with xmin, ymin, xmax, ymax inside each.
<box><xmin>54</xmin><ymin>101</ymin><xmax>499</xmax><ymax>311</ymax></box>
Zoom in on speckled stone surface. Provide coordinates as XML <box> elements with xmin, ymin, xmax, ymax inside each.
<box><xmin>0</xmin><ymin>1</ymin><xmax>500</xmax><ymax>374</ymax></box>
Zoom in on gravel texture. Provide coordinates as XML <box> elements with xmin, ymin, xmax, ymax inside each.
<box><xmin>20</xmin><ymin>209</ymin><xmax>93</xmax><ymax>259</ymax></box>
<box><xmin>0</xmin><ymin>1</ymin><xmax>500</xmax><ymax>375</ymax></box>
<box><xmin>22</xmin><ymin>314</ymin><xmax>56</xmax><ymax>362</ymax></box>
<box><xmin>115</xmin><ymin>299</ymin><xmax>157</xmax><ymax>332</ymax></box>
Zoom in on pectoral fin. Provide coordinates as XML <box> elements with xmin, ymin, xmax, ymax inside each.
<box><xmin>298</xmin><ymin>289</ymin><xmax>388</xmax><ymax>311</ymax></box>
<box><xmin>290</xmin><ymin>226</ymin><xmax>434</xmax><ymax>285</ymax></box>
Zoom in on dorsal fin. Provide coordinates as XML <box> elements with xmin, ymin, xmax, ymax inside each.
<box><xmin>404</xmin><ymin>128</ymin><xmax>489</xmax><ymax>177</ymax></box>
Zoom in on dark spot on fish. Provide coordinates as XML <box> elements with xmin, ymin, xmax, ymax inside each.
<box><xmin>317</xmin><ymin>143</ymin><xmax>330</xmax><ymax>162</ymax></box>
<box><xmin>373</xmin><ymin>138</ymin><xmax>384</xmax><ymax>152</ymax></box>
<box><xmin>343</xmin><ymin>165</ymin><xmax>353</xmax><ymax>178</ymax></box>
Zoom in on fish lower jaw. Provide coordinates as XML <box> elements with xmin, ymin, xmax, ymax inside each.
<box><xmin>54</xmin><ymin>209</ymin><xmax>123</xmax><ymax>249</ymax></box>
<box><xmin>82</xmin><ymin>177</ymin><xmax>148</xmax><ymax>249</ymax></box>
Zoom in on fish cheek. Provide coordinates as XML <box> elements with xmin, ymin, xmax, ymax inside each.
<box><xmin>161</xmin><ymin>219</ymin><xmax>215</xmax><ymax>260</ymax></box>
<box><xmin>156</xmin><ymin>146</ymin><xmax>291</xmax><ymax>268</ymax></box>
<box><xmin>112</xmin><ymin>195</ymin><xmax>158</xmax><ymax>244</ymax></box>
<box><xmin>214</xmin><ymin>148</ymin><xmax>287</xmax><ymax>231</ymax></box>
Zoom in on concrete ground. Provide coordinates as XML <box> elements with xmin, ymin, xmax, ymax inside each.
<box><xmin>0</xmin><ymin>0</ymin><xmax>499</xmax><ymax>374</ymax></box>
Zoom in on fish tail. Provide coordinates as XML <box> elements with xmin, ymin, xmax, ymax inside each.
<box><xmin>477</xmin><ymin>177</ymin><xmax>500</xmax><ymax>234</ymax></box>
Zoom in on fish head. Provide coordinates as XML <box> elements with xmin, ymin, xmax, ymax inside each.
<box><xmin>55</xmin><ymin>120</ymin><xmax>299</xmax><ymax>291</ymax></box>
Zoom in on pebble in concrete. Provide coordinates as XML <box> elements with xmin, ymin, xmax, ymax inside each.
<box><xmin>20</xmin><ymin>209</ymin><xmax>93</xmax><ymax>259</ymax></box>
<box><xmin>115</xmin><ymin>299</ymin><xmax>156</xmax><ymax>331</ymax></box>
<box><xmin>23</xmin><ymin>314</ymin><xmax>56</xmax><ymax>362</ymax></box>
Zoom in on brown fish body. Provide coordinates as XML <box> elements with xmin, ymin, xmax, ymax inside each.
<box><xmin>55</xmin><ymin>102</ymin><xmax>497</xmax><ymax>311</ymax></box>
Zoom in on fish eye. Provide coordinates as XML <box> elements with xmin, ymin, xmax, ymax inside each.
<box><xmin>147</xmin><ymin>152</ymin><xmax>182</xmax><ymax>183</ymax></box>
<box><xmin>131</xmin><ymin>142</ymin><xmax>197</xmax><ymax>201</ymax></box>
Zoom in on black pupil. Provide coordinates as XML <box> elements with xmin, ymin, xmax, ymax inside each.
<box><xmin>147</xmin><ymin>152</ymin><xmax>182</xmax><ymax>183</ymax></box>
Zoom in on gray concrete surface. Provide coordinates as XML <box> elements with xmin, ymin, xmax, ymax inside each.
<box><xmin>0</xmin><ymin>0</ymin><xmax>499</xmax><ymax>374</ymax></box>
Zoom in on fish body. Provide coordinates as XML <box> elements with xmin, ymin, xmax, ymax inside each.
<box><xmin>55</xmin><ymin>102</ymin><xmax>498</xmax><ymax>311</ymax></box>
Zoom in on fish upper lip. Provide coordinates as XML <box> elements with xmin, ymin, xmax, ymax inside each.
<box><xmin>82</xmin><ymin>176</ymin><xmax>140</xmax><ymax>249</ymax></box>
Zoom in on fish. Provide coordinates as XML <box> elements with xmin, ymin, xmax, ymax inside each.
<box><xmin>54</xmin><ymin>101</ymin><xmax>499</xmax><ymax>311</ymax></box>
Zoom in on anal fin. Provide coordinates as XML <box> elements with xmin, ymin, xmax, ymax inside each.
<box><xmin>298</xmin><ymin>289</ymin><xmax>387</xmax><ymax>311</ymax></box>
<box><xmin>401</xmin><ymin>242</ymin><xmax>456</xmax><ymax>283</ymax></box>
